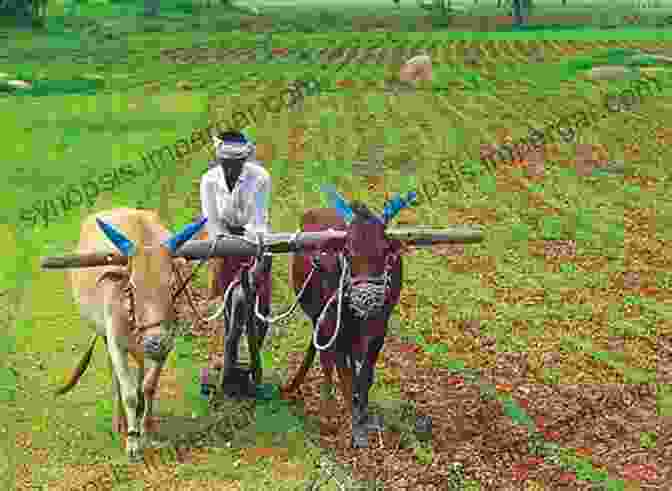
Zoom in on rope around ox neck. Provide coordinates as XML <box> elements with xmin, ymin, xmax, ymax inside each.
<box><xmin>312</xmin><ymin>254</ymin><xmax>349</xmax><ymax>351</ymax></box>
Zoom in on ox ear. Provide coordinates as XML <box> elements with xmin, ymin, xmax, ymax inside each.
<box><xmin>96</xmin><ymin>218</ymin><xmax>136</xmax><ymax>257</ymax></box>
<box><xmin>164</xmin><ymin>217</ymin><xmax>208</xmax><ymax>254</ymax></box>
<box><xmin>382</xmin><ymin>191</ymin><xmax>417</xmax><ymax>225</ymax></box>
<box><xmin>321</xmin><ymin>184</ymin><xmax>353</xmax><ymax>224</ymax></box>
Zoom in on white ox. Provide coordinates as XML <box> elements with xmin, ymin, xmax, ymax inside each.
<box><xmin>56</xmin><ymin>208</ymin><xmax>206</xmax><ymax>461</ymax></box>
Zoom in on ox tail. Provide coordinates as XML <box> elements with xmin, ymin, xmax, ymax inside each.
<box><xmin>283</xmin><ymin>339</ymin><xmax>316</xmax><ymax>394</ymax></box>
<box><xmin>55</xmin><ymin>333</ymin><xmax>98</xmax><ymax>396</ymax></box>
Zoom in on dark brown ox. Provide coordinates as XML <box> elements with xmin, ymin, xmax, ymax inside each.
<box><xmin>284</xmin><ymin>200</ymin><xmax>405</xmax><ymax>448</ymax></box>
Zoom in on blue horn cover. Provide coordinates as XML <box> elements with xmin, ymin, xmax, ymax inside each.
<box><xmin>164</xmin><ymin>217</ymin><xmax>208</xmax><ymax>253</ymax></box>
<box><xmin>321</xmin><ymin>184</ymin><xmax>354</xmax><ymax>224</ymax></box>
<box><xmin>96</xmin><ymin>218</ymin><xmax>136</xmax><ymax>257</ymax></box>
<box><xmin>381</xmin><ymin>191</ymin><xmax>417</xmax><ymax>224</ymax></box>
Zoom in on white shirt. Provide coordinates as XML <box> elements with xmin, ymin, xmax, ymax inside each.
<box><xmin>200</xmin><ymin>161</ymin><xmax>271</xmax><ymax>240</ymax></box>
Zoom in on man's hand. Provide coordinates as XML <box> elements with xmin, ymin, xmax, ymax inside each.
<box><xmin>227</xmin><ymin>225</ymin><xmax>246</xmax><ymax>236</ymax></box>
<box><xmin>215</xmin><ymin>225</ymin><xmax>245</xmax><ymax>237</ymax></box>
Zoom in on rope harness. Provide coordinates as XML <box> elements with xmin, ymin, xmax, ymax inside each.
<box><xmin>208</xmin><ymin>231</ymin><xmax>317</xmax><ymax>331</ymax></box>
<box><xmin>210</xmin><ymin>227</ymin><xmax>401</xmax><ymax>353</ymax></box>
<box><xmin>94</xmin><ymin>229</ymin><xmax>399</xmax><ymax>363</ymax></box>
<box><xmin>348</xmin><ymin>250</ymin><xmax>397</xmax><ymax>321</ymax></box>
<box><xmin>312</xmin><ymin>246</ymin><xmax>400</xmax><ymax>351</ymax></box>
<box><xmin>95</xmin><ymin>240</ymin><xmax>219</xmax><ymax>360</ymax></box>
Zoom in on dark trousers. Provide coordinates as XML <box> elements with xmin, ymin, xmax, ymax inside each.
<box><xmin>210</xmin><ymin>255</ymin><xmax>272</xmax><ymax>347</ymax></box>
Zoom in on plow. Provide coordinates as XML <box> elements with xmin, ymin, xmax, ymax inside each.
<box><xmin>41</xmin><ymin>187</ymin><xmax>485</xmax><ymax>449</ymax></box>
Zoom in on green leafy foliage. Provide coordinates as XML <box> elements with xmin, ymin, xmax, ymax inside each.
<box><xmin>478</xmin><ymin>174</ymin><xmax>497</xmax><ymax>194</ymax></box>
<box><xmin>527</xmin><ymin>183</ymin><xmax>544</xmax><ymax>194</ymax></box>
<box><xmin>423</xmin><ymin>342</ymin><xmax>448</xmax><ymax>355</ymax></box>
<box><xmin>460</xmin><ymin>71</ymin><xmax>494</xmax><ymax>93</ymax></box>
<box><xmin>639</xmin><ymin>431</ymin><xmax>657</xmax><ymax>449</ymax></box>
<box><xmin>0</xmin><ymin>326</ymin><xmax>15</xmax><ymax>357</ymax></box>
<box><xmin>574</xmin><ymin>208</ymin><xmax>595</xmax><ymax>242</ymax></box>
<box><xmin>502</xmin><ymin>398</ymin><xmax>533</xmax><ymax>426</ymax></box>
<box><xmin>540</xmin><ymin>216</ymin><xmax>564</xmax><ymax>240</ymax></box>
<box><xmin>527</xmin><ymin>432</ymin><xmax>546</xmax><ymax>455</ymax></box>
<box><xmin>478</xmin><ymin>383</ymin><xmax>497</xmax><ymax>401</ymax></box>
<box><xmin>0</xmin><ymin>366</ymin><xmax>17</xmax><ymax>402</ymax></box>
<box><xmin>366</xmin><ymin>95</ymin><xmax>387</xmax><ymax>115</ymax></box>
<box><xmin>600</xmin><ymin>48</ymin><xmax>643</xmax><ymax>66</ymax></box>
<box><xmin>542</xmin><ymin>367</ymin><xmax>561</xmax><ymax>385</ymax></box>
<box><xmin>511</xmin><ymin>222</ymin><xmax>530</xmax><ymax>242</ymax></box>
<box><xmin>261</xmin><ymin>350</ymin><xmax>274</xmax><ymax>370</ymax></box>
<box><xmin>624</xmin><ymin>184</ymin><xmax>641</xmax><ymax>196</ymax></box>
<box><xmin>318</xmin><ymin>110</ymin><xmax>338</xmax><ymax>132</ymax></box>
<box><xmin>564</xmin><ymin>56</ymin><xmax>595</xmax><ymax>74</ymax></box>
<box><xmin>461</xmin><ymin>159</ymin><xmax>485</xmax><ymax>179</ymax></box>
<box><xmin>94</xmin><ymin>398</ymin><xmax>118</xmax><ymax>441</ymax></box>
<box><xmin>445</xmin><ymin>462</ymin><xmax>465</xmax><ymax>490</ymax></box>
<box><xmin>413</xmin><ymin>441</ymin><xmax>434</xmax><ymax>465</ymax></box>
<box><xmin>254</xmin><ymin>396</ymin><xmax>303</xmax><ymax>434</ymax></box>
<box><xmin>591</xmin><ymin>350</ymin><xmax>615</xmax><ymax>363</ymax></box>
<box><xmin>174</xmin><ymin>336</ymin><xmax>209</xmax><ymax>418</ymax></box>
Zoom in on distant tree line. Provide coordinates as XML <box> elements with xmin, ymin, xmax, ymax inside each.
<box><xmin>415</xmin><ymin>0</ymin><xmax>534</xmax><ymax>26</ymax></box>
<box><xmin>0</xmin><ymin>0</ymin><xmax>46</xmax><ymax>24</ymax></box>
<box><xmin>1</xmin><ymin>0</ymin><xmax>239</xmax><ymax>24</ymax></box>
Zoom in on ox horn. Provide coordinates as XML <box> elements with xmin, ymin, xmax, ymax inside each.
<box><xmin>96</xmin><ymin>218</ymin><xmax>136</xmax><ymax>256</ymax></box>
<box><xmin>163</xmin><ymin>216</ymin><xmax>208</xmax><ymax>254</ymax></box>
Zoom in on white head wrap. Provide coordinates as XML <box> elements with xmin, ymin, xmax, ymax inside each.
<box><xmin>213</xmin><ymin>134</ymin><xmax>254</xmax><ymax>160</ymax></box>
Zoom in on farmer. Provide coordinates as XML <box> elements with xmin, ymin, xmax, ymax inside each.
<box><xmin>200</xmin><ymin>130</ymin><xmax>273</xmax><ymax>357</ymax></box>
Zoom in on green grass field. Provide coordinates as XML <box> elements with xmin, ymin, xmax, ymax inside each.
<box><xmin>3</xmin><ymin>3</ymin><xmax>672</xmax><ymax>489</ymax></box>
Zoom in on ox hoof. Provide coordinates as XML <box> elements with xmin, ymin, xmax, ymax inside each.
<box><xmin>221</xmin><ymin>366</ymin><xmax>257</xmax><ymax>398</ymax></box>
<box><xmin>222</xmin><ymin>378</ymin><xmax>256</xmax><ymax>398</ymax></box>
<box><xmin>126</xmin><ymin>434</ymin><xmax>143</xmax><ymax>462</ymax></box>
<box><xmin>352</xmin><ymin>426</ymin><xmax>369</xmax><ymax>448</ymax></box>
<box><xmin>127</xmin><ymin>448</ymin><xmax>143</xmax><ymax>463</ymax></box>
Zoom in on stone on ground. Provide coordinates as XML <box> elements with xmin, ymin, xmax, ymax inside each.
<box><xmin>5</xmin><ymin>79</ymin><xmax>32</xmax><ymax>89</ymax></box>
<box><xmin>399</xmin><ymin>54</ymin><xmax>433</xmax><ymax>83</ymax></box>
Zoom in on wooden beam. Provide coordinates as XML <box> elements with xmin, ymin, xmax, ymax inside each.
<box><xmin>41</xmin><ymin>252</ymin><xmax>128</xmax><ymax>269</ymax></box>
